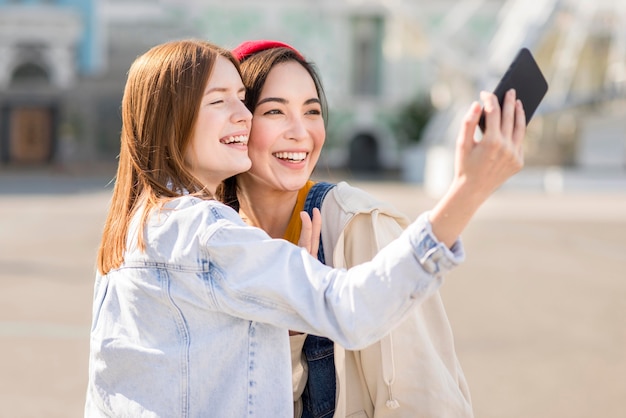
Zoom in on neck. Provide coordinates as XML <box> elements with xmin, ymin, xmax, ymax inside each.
<box><xmin>237</xmin><ymin>177</ymin><xmax>299</xmax><ymax>239</ymax></box>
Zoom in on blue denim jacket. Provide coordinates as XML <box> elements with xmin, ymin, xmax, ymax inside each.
<box><xmin>85</xmin><ymin>196</ymin><xmax>464</xmax><ymax>417</ymax></box>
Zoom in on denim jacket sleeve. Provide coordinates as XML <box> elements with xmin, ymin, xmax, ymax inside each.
<box><xmin>201</xmin><ymin>203</ymin><xmax>464</xmax><ymax>350</ymax></box>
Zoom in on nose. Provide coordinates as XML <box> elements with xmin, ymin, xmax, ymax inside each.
<box><xmin>232</xmin><ymin>100</ymin><xmax>252</xmax><ymax>126</ymax></box>
<box><xmin>286</xmin><ymin>115</ymin><xmax>308</xmax><ymax>141</ymax></box>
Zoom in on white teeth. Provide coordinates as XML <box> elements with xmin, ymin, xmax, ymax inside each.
<box><xmin>273</xmin><ymin>152</ymin><xmax>307</xmax><ymax>162</ymax></box>
<box><xmin>222</xmin><ymin>135</ymin><xmax>248</xmax><ymax>145</ymax></box>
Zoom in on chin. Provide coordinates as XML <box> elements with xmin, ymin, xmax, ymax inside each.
<box><xmin>237</xmin><ymin>165</ymin><xmax>252</xmax><ymax>176</ymax></box>
<box><xmin>226</xmin><ymin>162</ymin><xmax>252</xmax><ymax>178</ymax></box>
<box><xmin>283</xmin><ymin>179</ymin><xmax>309</xmax><ymax>192</ymax></box>
<box><xmin>238</xmin><ymin>158</ymin><xmax>252</xmax><ymax>171</ymax></box>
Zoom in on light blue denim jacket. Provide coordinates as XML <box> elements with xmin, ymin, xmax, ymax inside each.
<box><xmin>85</xmin><ymin>196</ymin><xmax>464</xmax><ymax>418</ymax></box>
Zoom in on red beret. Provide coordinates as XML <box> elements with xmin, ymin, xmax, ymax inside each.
<box><xmin>231</xmin><ymin>40</ymin><xmax>305</xmax><ymax>62</ymax></box>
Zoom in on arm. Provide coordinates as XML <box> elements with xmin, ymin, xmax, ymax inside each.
<box><xmin>201</xmin><ymin>91</ymin><xmax>522</xmax><ymax>353</ymax></box>
<box><xmin>202</xmin><ymin>209</ymin><xmax>461</xmax><ymax>350</ymax></box>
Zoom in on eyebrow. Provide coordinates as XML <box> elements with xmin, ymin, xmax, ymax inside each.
<box><xmin>256</xmin><ymin>97</ymin><xmax>321</xmax><ymax>106</ymax></box>
<box><xmin>204</xmin><ymin>86</ymin><xmax>246</xmax><ymax>96</ymax></box>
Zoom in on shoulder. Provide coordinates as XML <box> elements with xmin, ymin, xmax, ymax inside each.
<box><xmin>159</xmin><ymin>196</ymin><xmax>247</xmax><ymax>228</ymax></box>
<box><xmin>333</xmin><ymin>181</ymin><xmax>381</xmax><ymax>209</ymax></box>
<box><xmin>326</xmin><ymin>181</ymin><xmax>408</xmax><ymax>223</ymax></box>
<box><xmin>317</xmin><ymin>182</ymin><xmax>410</xmax><ymax>251</ymax></box>
<box><xmin>148</xmin><ymin>195</ymin><xmax>263</xmax><ymax>248</ymax></box>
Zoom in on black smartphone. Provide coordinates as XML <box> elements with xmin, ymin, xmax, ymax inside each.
<box><xmin>478</xmin><ymin>47</ymin><xmax>549</xmax><ymax>132</ymax></box>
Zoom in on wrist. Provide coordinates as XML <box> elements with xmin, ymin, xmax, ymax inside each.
<box><xmin>428</xmin><ymin>176</ymin><xmax>487</xmax><ymax>247</ymax></box>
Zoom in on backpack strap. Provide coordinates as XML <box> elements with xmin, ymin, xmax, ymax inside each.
<box><xmin>303</xmin><ymin>181</ymin><xmax>336</xmax><ymax>264</ymax></box>
<box><xmin>301</xmin><ymin>181</ymin><xmax>338</xmax><ymax>418</ymax></box>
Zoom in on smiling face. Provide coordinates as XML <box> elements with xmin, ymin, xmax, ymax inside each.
<box><xmin>185</xmin><ymin>55</ymin><xmax>252</xmax><ymax>193</ymax></box>
<box><xmin>241</xmin><ymin>61</ymin><xmax>325</xmax><ymax>192</ymax></box>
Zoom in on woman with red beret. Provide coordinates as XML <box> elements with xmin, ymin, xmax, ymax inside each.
<box><xmin>226</xmin><ymin>40</ymin><xmax>525</xmax><ymax>418</ymax></box>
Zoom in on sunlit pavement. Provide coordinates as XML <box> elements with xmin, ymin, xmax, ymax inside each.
<box><xmin>1</xmin><ymin>166</ymin><xmax>625</xmax><ymax>418</ymax></box>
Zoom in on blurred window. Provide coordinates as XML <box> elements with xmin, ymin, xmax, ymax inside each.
<box><xmin>11</xmin><ymin>62</ymin><xmax>50</xmax><ymax>86</ymax></box>
<box><xmin>351</xmin><ymin>15</ymin><xmax>383</xmax><ymax>97</ymax></box>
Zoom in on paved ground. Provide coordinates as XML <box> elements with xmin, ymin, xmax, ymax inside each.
<box><xmin>0</xmin><ymin>166</ymin><xmax>625</xmax><ymax>418</ymax></box>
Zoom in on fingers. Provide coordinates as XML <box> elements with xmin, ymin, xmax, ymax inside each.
<box><xmin>457</xmin><ymin>101</ymin><xmax>482</xmax><ymax>152</ymax></box>
<box><xmin>298</xmin><ymin>211</ymin><xmax>313</xmax><ymax>255</ymax></box>
<box><xmin>480</xmin><ymin>89</ymin><xmax>525</xmax><ymax>148</ymax></box>
<box><xmin>512</xmin><ymin>99</ymin><xmax>526</xmax><ymax>149</ymax></box>
<box><xmin>500</xmin><ymin>89</ymin><xmax>516</xmax><ymax>139</ymax></box>
<box><xmin>480</xmin><ymin>91</ymin><xmax>501</xmax><ymax>137</ymax></box>
<box><xmin>310</xmin><ymin>208</ymin><xmax>321</xmax><ymax>257</ymax></box>
<box><xmin>297</xmin><ymin>209</ymin><xmax>322</xmax><ymax>257</ymax></box>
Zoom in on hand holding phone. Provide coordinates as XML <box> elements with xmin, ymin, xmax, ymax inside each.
<box><xmin>479</xmin><ymin>48</ymin><xmax>549</xmax><ymax>132</ymax></box>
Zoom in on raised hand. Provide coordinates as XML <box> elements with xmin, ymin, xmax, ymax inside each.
<box><xmin>429</xmin><ymin>89</ymin><xmax>526</xmax><ymax>248</ymax></box>
<box><xmin>455</xmin><ymin>89</ymin><xmax>526</xmax><ymax>198</ymax></box>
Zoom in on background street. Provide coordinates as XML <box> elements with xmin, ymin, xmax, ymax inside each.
<box><xmin>1</xmin><ymin>166</ymin><xmax>625</xmax><ymax>418</ymax></box>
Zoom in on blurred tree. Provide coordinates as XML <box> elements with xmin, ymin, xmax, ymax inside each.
<box><xmin>392</xmin><ymin>95</ymin><xmax>434</xmax><ymax>144</ymax></box>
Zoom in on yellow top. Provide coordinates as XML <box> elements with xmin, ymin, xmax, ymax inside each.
<box><xmin>282</xmin><ymin>180</ymin><xmax>315</xmax><ymax>244</ymax></box>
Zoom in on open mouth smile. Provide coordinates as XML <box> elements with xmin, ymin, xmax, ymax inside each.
<box><xmin>220</xmin><ymin>135</ymin><xmax>248</xmax><ymax>145</ymax></box>
<box><xmin>273</xmin><ymin>151</ymin><xmax>307</xmax><ymax>163</ymax></box>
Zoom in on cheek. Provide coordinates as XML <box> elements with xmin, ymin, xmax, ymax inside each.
<box><xmin>249</xmin><ymin>123</ymin><xmax>275</xmax><ymax>156</ymax></box>
<box><xmin>312</xmin><ymin>124</ymin><xmax>326</xmax><ymax>151</ymax></box>
<box><xmin>194</xmin><ymin>111</ymin><xmax>219</xmax><ymax>141</ymax></box>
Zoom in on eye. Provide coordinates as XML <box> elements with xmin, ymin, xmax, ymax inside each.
<box><xmin>263</xmin><ymin>109</ymin><xmax>283</xmax><ymax>116</ymax></box>
<box><xmin>208</xmin><ymin>99</ymin><xmax>223</xmax><ymax>105</ymax></box>
<box><xmin>306</xmin><ymin>108</ymin><xmax>322</xmax><ymax>116</ymax></box>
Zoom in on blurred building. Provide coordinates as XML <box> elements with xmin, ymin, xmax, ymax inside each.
<box><xmin>419</xmin><ymin>0</ymin><xmax>626</xmax><ymax>193</ymax></box>
<box><xmin>0</xmin><ymin>0</ymin><xmax>624</xmax><ymax>180</ymax></box>
<box><xmin>0</xmin><ymin>0</ymin><xmax>196</xmax><ymax>165</ymax></box>
<box><xmin>182</xmin><ymin>0</ymin><xmax>507</xmax><ymax>172</ymax></box>
<box><xmin>0</xmin><ymin>0</ymin><xmax>101</xmax><ymax>164</ymax></box>
<box><xmin>0</xmin><ymin>0</ymin><xmax>501</xmax><ymax>169</ymax></box>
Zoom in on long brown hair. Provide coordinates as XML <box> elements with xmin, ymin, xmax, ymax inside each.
<box><xmin>97</xmin><ymin>39</ymin><xmax>241</xmax><ymax>275</ymax></box>
<box><xmin>219</xmin><ymin>47</ymin><xmax>327</xmax><ymax>211</ymax></box>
